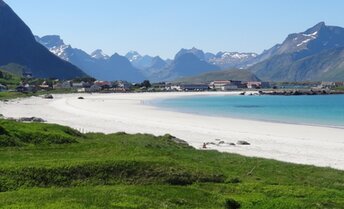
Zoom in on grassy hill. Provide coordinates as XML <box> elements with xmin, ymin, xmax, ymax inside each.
<box><xmin>0</xmin><ymin>65</ymin><xmax>21</xmax><ymax>87</ymax></box>
<box><xmin>0</xmin><ymin>63</ymin><xmax>26</xmax><ymax>77</ymax></box>
<box><xmin>175</xmin><ymin>69</ymin><xmax>260</xmax><ymax>84</ymax></box>
<box><xmin>0</xmin><ymin>119</ymin><xmax>343</xmax><ymax>208</ymax></box>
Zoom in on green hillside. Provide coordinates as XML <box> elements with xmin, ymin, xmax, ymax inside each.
<box><xmin>0</xmin><ymin>119</ymin><xmax>343</xmax><ymax>208</ymax></box>
<box><xmin>0</xmin><ymin>66</ymin><xmax>21</xmax><ymax>87</ymax></box>
<box><xmin>0</xmin><ymin>63</ymin><xmax>26</xmax><ymax>77</ymax></box>
<box><xmin>175</xmin><ymin>69</ymin><xmax>260</xmax><ymax>83</ymax></box>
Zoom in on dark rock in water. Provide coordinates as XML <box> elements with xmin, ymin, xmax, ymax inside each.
<box><xmin>0</xmin><ymin>114</ymin><xmax>3</xmax><ymax>118</ymax></box>
<box><xmin>78</xmin><ymin>97</ymin><xmax>84</xmax><ymax>100</ymax></box>
<box><xmin>43</xmin><ymin>94</ymin><xmax>54</xmax><ymax>99</ymax></box>
<box><xmin>228</xmin><ymin>143</ymin><xmax>236</xmax><ymax>146</ymax></box>
<box><xmin>18</xmin><ymin>117</ymin><xmax>45</xmax><ymax>123</ymax></box>
<box><xmin>237</xmin><ymin>140</ymin><xmax>250</xmax><ymax>145</ymax></box>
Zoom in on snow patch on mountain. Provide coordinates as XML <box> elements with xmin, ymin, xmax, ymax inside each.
<box><xmin>125</xmin><ymin>51</ymin><xmax>142</xmax><ymax>62</ymax></box>
<box><xmin>296</xmin><ymin>31</ymin><xmax>318</xmax><ymax>47</ymax></box>
<box><xmin>297</xmin><ymin>38</ymin><xmax>313</xmax><ymax>47</ymax></box>
<box><xmin>91</xmin><ymin>49</ymin><xmax>109</xmax><ymax>59</ymax></box>
<box><xmin>208</xmin><ymin>52</ymin><xmax>258</xmax><ymax>69</ymax></box>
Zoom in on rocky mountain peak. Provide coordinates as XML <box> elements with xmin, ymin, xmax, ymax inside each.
<box><xmin>305</xmin><ymin>22</ymin><xmax>326</xmax><ymax>34</ymax></box>
<box><xmin>91</xmin><ymin>49</ymin><xmax>109</xmax><ymax>59</ymax></box>
<box><xmin>36</xmin><ymin>35</ymin><xmax>65</xmax><ymax>48</ymax></box>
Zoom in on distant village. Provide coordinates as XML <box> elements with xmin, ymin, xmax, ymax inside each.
<box><xmin>1</xmin><ymin>71</ymin><xmax>344</xmax><ymax>94</ymax></box>
<box><xmin>2</xmin><ymin>79</ymin><xmax>344</xmax><ymax>95</ymax></box>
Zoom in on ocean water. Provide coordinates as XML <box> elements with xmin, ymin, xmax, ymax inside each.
<box><xmin>153</xmin><ymin>94</ymin><xmax>344</xmax><ymax>128</ymax></box>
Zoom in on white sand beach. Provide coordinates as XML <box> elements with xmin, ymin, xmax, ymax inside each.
<box><xmin>1</xmin><ymin>92</ymin><xmax>343</xmax><ymax>170</ymax></box>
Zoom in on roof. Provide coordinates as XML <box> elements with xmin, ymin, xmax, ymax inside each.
<box><xmin>212</xmin><ymin>80</ymin><xmax>231</xmax><ymax>84</ymax></box>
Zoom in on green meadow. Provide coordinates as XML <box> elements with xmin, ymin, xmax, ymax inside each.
<box><xmin>0</xmin><ymin>119</ymin><xmax>343</xmax><ymax>208</ymax></box>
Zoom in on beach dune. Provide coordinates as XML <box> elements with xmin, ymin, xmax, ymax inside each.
<box><xmin>1</xmin><ymin>92</ymin><xmax>343</xmax><ymax>170</ymax></box>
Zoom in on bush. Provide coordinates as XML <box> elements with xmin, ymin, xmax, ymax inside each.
<box><xmin>0</xmin><ymin>120</ymin><xmax>79</xmax><ymax>147</ymax></box>
<box><xmin>225</xmin><ymin>177</ymin><xmax>241</xmax><ymax>184</ymax></box>
<box><xmin>62</xmin><ymin>127</ymin><xmax>83</xmax><ymax>137</ymax></box>
<box><xmin>224</xmin><ymin>199</ymin><xmax>241</xmax><ymax>209</ymax></box>
<box><xmin>0</xmin><ymin>125</ymin><xmax>8</xmax><ymax>135</ymax></box>
<box><xmin>13</xmin><ymin>131</ymin><xmax>77</xmax><ymax>145</ymax></box>
<box><xmin>0</xmin><ymin>135</ymin><xmax>21</xmax><ymax>147</ymax></box>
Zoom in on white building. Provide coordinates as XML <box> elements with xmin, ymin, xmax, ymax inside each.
<box><xmin>210</xmin><ymin>80</ymin><xmax>242</xmax><ymax>91</ymax></box>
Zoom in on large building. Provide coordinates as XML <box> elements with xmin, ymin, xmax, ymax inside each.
<box><xmin>177</xmin><ymin>84</ymin><xmax>209</xmax><ymax>91</ymax></box>
<box><xmin>209</xmin><ymin>80</ymin><xmax>243</xmax><ymax>91</ymax></box>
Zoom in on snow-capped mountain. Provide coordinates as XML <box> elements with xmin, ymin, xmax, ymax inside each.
<box><xmin>34</xmin><ymin>35</ymin><xmax>74</xmax><ymax>61</ymax></box>
<box><xmin>208</xmin><ymin>52</ymin><xmax>258</xmax><ymax>69</ymax></box>
<box><xmin>91</xmin><ymin>49</ymin><xmax>109</xmax><ymax>60</ymax></box>
<box><xmin>249</xmin><ymin>22</ymin><xmax>344</xmax><ymax>81</ymax></box>
<box><xmin>125</xmin><ymin>51</ymin><xmax>158</xmax><ymax>70</ymax></box>
<box><xmin>36</xmin><ymin>35</ymin><xmax>145</xmax><ymax>82</ymax></box>
<box><xmin>254</xmin><ymin>22</ymin><xmax>344</xmax><ymax>63</ymax></box>
<box><xmin>125</xmin><ymin>51</ymin><xmax>142</xmax><ymax>62</ymax></box>
<box><xmin>125</xmin><ymin>51</ymin><xmax>170</xmax><ymax>81</ymax></box>
<box><xmin>173</xmin><ymin>47</ymin><xmax>259</xmax><ymax>69</ymax></box>
<box><xmin>35</xmin><ymin>21</ymin><xmax>344</xmax><ymax>82</ymax></box>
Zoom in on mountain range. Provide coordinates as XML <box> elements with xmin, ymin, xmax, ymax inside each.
<box><xmin>175</xmin><ymin>69</ymin><xmax>260</xmax><ymax>84</ymax></box>
<box><xmin>0</xmin><ymin>0</ymin><xmax>86</xmax><ymax>79</ymax></box>
<box><xmin>34</xmin><ymin>35</ymin><xmax>145</xmax><ymax>82</ymax></box>
<box><xmin>39</xmin><ymin>21</ymin><xmax>344</xmax><ymax>82</ymax></box>
<box><xmin>1</xmin><ymin>0</ymin><xmax>344</xmax><ymax>82</ymax></box>
<box><xmin>36</xmin><ymin>36</ymin><xmax>254</xmax><ymax>82</ymax></box>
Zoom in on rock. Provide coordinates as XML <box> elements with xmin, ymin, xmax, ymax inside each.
<box><xmin>228</xmin><ymin>143</ymin><xmax>236</xmax><ymax>146</ymax></box>
<box><xmin>237</xmin><ymin>140</ymin><xmax>250</xmax><ymax>145</ymax></box>
<box><xmin>0</xmin><ymin>114</ymin><xmax>3</xmax><ymax>118</ymax></box>
<box><xmin>78</xmin><ymin>97</ymin><xmax>84</xmax><ymax>100</ymax></box>
<box><xmin>218</xmin><ymin>141</ymin><xmax>225</xmax><ymax>144</ymax></box>
<box><xmin>18</xmin><ymin>117</ymin><xmax>45</xmax><ymax>123</ymax></box>
<box><xmin>165</xmin><ymin>134</ymin><xmax>190</xmax><ymax>147</ymax></box>
<box><xmin>31</xmin><ymin>117</ymin><xmax>46</xmax><ymax>123</ymax></box>
<box><xmin>43</xmin><ymin>94</ymin><xmax>53</xmax><ymax>99</ymax></box>
<box><xmin>17</xmin><ymin>117</ymin><xmax>31</xmax><ymax>122</ymax></box>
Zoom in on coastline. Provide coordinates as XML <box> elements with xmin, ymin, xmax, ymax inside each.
<box><xmin>1</xmin><ymin>92</ymin><xmax>343</xmax><ymax>170</ymax></box>
<box><xmin>151</xmin><ymin>94</ymin><xmax>344</xmax><ymax>130</ymax></box>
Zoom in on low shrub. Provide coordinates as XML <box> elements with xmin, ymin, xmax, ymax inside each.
<box><xmin>224</xmin><ymin>199</ymin><xmax>241</xmax><ymax>209</ymax></box>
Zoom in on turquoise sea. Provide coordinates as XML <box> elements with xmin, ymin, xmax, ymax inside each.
<box><xmin>153</xmin><ymin>94</ymin><xmax>344</xmax><ymax>128</ymax></box>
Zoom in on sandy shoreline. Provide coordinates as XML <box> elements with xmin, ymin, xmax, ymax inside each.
<box><xmin>1</xmin><ymin>92</ymin><xmax>343</xmax><ymax>170</ymax></box>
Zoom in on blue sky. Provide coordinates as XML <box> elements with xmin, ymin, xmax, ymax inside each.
<box><xmin>5</xmin><ymin>0</ymin><xmax>344</xmax><ymax>59</ymax></box>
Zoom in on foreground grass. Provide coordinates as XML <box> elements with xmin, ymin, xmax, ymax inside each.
<box><xmin>0</xmin><ymin>119</ymin><xmax>343</xmax><ymax>208</ymax></box>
